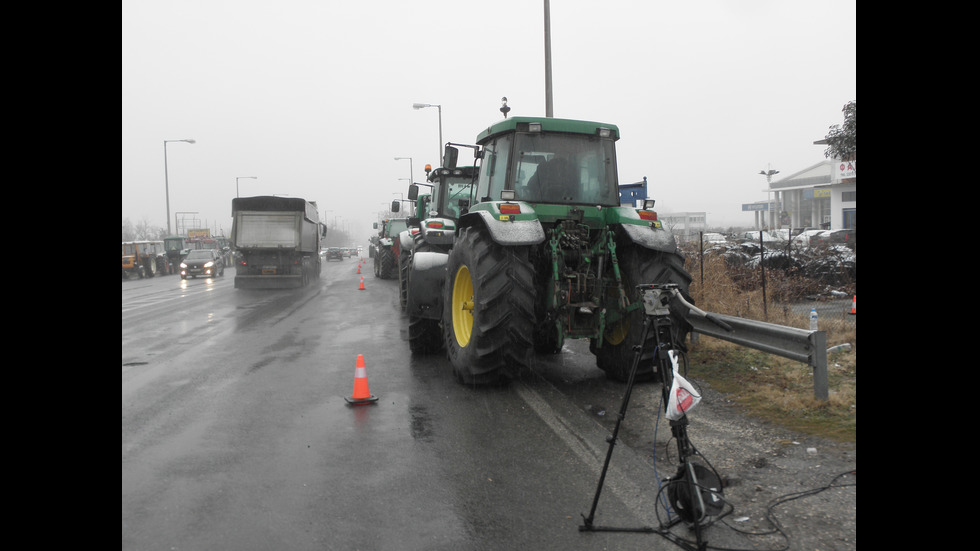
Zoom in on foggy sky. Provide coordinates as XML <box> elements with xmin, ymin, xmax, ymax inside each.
<box><xmin>122</xmin><ymin>0</ymin><xmax>856</xmax><ymax>244</ymax></box>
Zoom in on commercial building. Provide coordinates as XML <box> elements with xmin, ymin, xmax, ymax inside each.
<box><xmin>744</xmin><ymin>156</ymin><xmax>856</xmax><ymax>231</ymax></box>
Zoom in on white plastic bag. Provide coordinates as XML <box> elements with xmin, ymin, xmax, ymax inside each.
<box><xmin>665</xmin><ymin>350</ymin><xmax>701</xmax><ymax>421</ymax></box>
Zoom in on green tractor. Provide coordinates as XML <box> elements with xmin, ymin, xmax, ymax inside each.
<box><xmin>372</xmin><ymin>213</ymin><xmax>409</xmax><ymax>280</ymax></box>
<box><xmin>397</xmin><ymin>164</ymin><xmax>478</xmax><ymax>353</ymax></box>
<box><xmin>439</xmin><ymin>116</ymin><xmax>694</xmax><ymax>385</ymax></box>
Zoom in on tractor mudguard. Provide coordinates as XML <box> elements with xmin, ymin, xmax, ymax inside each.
<box><xmin>397</xmin><ymin>229</ymin><xmax>415</xmax><ymax>256</ymax></box>
<box><xmin>418</xmin><ymin>217</ymin><xmax>456</xmax><ymax>247</ymax></box>
<box><xmin>617</xmin><ymin>222</ymin><xmax>678</xmax><ymax>253</ymax></box>
<box><xmin>459</xmin><ymin>209</ymin><xmax>546</xmax><ymax>246</ymax></box>
<box><xmin>608</xmin><ymin>206</ymin><xmax>679</xmax><ymax>253</ymax></box>
<box><xmin>406</xmin><ymin>251</ymin><xmax>448</xmax><ymax>320</ymax></box>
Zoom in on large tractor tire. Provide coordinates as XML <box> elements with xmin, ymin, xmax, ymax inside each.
<box><xmin>143</xmin><ymin>257</ymin><xmax>157</xmax><ymax>278</ymax></box>
<box><xmin>398</xmin><ymin>249</ymin><xmax>411</xmax><ymax>311</ymax></box>
<box><xmin>591</xmin><ymin>244</ymin><xmax>693</xmax><ymax>382</ymax></box>
<box><xmin>409</xmin><ymin>316</ymin><xmax>443</xmax><ymax>355</ymax></box>
<box><xmin>442</xmin><ymin>226</ymin><xmax>536</xmax><ymax>385</ymax></box>
<box><xmin>379</xmin><ymin>247</ymin><xmax>396</xmax><ymax>279</ymax></box>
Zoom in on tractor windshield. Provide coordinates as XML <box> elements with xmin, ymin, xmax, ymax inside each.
<box><xmin>443</xmin><ymin>176</ymin><xmax>475</xmax><ymax>218</ymax></box>
<box><xmin>511</xmin><ymin>132</ymin><xmax>619</xmax><ymax>206</ymax></box>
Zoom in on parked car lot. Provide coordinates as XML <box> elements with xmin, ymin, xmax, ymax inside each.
<box><xmin>812</xmin><ymin>229</ymin><xmax>856</xmax><ymax>249</ymax></box>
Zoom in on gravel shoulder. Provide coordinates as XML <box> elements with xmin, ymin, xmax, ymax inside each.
<box><xmin>542</xmin><ymin>359</ymin><xmax>857</xmax><ymax>550</ymax></box>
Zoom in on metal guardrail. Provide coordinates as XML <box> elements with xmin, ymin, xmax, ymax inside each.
<box><xmin>682</xmin><ymin>308</ymin><xmax>830</xmax><ymax>401</ymax></box>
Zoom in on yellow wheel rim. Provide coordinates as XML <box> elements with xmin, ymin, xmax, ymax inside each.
<box><xmin>605</xmin><ymin>317</ymin><xmax>630</xmax><ymax>345</ymax></box>
<box><xmin>452</xmin><ymin>265</ymin><xmax>474</xmax><ymax>347</ymax></box>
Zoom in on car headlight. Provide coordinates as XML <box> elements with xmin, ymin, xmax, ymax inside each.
<box><xmin>180</xmin><ymin>263</ymin><xmax>187</xmax><ymax>269</ymax></box>
<box><xmin>204</xmin><ymin>261</ymin><xmax>214</xmax><ymax>268</ymax></box>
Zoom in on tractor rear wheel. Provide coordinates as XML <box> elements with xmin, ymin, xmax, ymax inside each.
<box><xmin>442</xmin><ymin>226</ymin><xmax>535</xmax><ymax>385</ymax></box>
<box><xmin>591</xmin><ymin>245</ymin><xmax>693</xmax><ymax>382</ymax></box>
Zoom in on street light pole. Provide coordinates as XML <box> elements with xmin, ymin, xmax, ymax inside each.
<box><xmin>412</xmin><ymin>103</ymin><xmax>442</xmax><ymax>165</ymax></box>
<box><xmin>164</xmin><ymin>138</ymin><xmax>196</xmax><ymax>235</ymax></box>
<box><xmin>236</xmin><ymin>176</ymin><xmax>257</xmax><ymax>198</ymax></box>
<box><xmin>758</xmin><ymin>165</ymin><xmax>780</xmax><ymax>230</ymax></box>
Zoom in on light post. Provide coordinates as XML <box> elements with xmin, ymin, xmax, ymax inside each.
<box><xmin>236</xmin><ymin>176</ymin><xmax>257</xmax><ymax>198</ymax></box>
<box><xmin>394</xmin><ymin>156</ymin><xmax>413</xmax><ymax>184</ymax></box>
<box><xmin>412</xmin><ymin>103</ymin><xmax>442</xmax><ymax>165</ymax></box>
<box><xmin>394</xmin><ymin>157</ymin><xmax>414</xmax><ymax>215</ymax></box>
<box><xmin>758</xmin><ymin>165</ymin><xmax>779</xmax><ymax>229</ymax></box>
<box><xmin>164</xmin><ymin>139</ymin><xmax>196</xmax><ymax>235</ymax></box>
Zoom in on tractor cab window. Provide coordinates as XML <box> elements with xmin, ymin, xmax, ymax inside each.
<box><xmin>513</xmin><ymin>132</ymin><xmax>619</xmax><ymax>206</ymax></box>
<box><xmin>477</xmin><ymin>135</ymin><xmax>513</xmax><ymax>202</ymax></box>
<box><xmin>445</xmin><ymin>176</ymin><xmax>474</xmax><ymax>218</ymax></box>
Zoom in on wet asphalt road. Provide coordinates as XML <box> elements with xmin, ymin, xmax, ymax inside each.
<box><xmin>123</xmin><ymin>259</ymin><xmax>671</xmax><ymax>550</ymax></box>
<box><xmin>122</xmin><ymin>258</ymin><xmax>855</xmax><ymax>550</ymax></box>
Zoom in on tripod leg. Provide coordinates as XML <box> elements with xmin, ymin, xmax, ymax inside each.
<box><xmin>581</xmin><ymin>315</ymin><xmax>653</xmax><ymax>530</ymax></box>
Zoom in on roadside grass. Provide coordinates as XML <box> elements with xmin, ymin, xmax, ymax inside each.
<box><xmin>682</xmin><ymin>245</ymin><xmax>856</xmax><ymax>443</ymax></box>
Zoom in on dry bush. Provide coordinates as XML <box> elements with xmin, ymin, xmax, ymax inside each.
<box><xmin>677</xmin><ymin>242</ymin><xmax>856</xmax><ymax>441</ymax></box>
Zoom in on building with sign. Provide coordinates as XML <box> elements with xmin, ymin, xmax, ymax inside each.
<box><xmin>743</xmin><ymin>157</ymin><xmax>856</xmax><ymax>231</ymax></box>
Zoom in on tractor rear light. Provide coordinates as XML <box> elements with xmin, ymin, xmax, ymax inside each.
<box><xmin>426</xmin><ymin>221</ymin><xmax>444</xmax><ymax>229</ymax></box>
<box><xmin>637</xmin><ymin>210</ymin><xmax>657</xmax><ymax>221</ymax></box>
<box><xmin>499</xmin><ymin>203</ymin><xmax>521</xmax><ymax>215</ymax></box>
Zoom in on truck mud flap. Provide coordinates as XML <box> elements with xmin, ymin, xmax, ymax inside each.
<box><xmin>234</xmin><ymin>275</ymin><xmax>304</xmax><ymax>289</ymax></box>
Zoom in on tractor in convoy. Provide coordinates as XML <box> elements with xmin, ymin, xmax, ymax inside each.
<box><xmin>121</xmin><ymin>240</ymin><xmax>169</xmax><ymax>279</ymax></box>
<box><xmin>408</xmin><ymin>116</ymin><xmax>694</xmax><ymax>385</ymax></box>
<box><xmin>397</xmin><ymin>164</ymin><xmax>478</xmax><ymax>353</ymax></box>
<box><xmin>371</xmin><ymin>214</ymin><xmax>409</xmax><ymax>280</ymax></box>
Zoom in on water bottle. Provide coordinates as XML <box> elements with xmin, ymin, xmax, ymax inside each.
<box><xmin>809</xmin><ymin>308</ymin><xmax>818</xmax><ymax>331</ymax></box>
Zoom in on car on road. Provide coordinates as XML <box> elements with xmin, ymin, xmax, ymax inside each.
<box><xmin>180</xmin><ymin>249</ymin><xmax>224</xmax><ymax>279</ymax></box>
<box><xmin>326</xmin><ymin>247</ymin><xmax>344</xmax><ymax>261</ymax></box>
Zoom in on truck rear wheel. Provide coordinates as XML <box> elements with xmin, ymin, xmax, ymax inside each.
<box><xmin>591</xmin><ymin>245</ymin><xmax>693</xmax><ymax>382</ymax></box>
<box><xmin>442</xmin><ymin>226</ymin><xmax>535</xmax><ymax>385</ymax></box>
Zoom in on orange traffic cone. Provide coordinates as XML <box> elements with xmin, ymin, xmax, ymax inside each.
<box><xmin>359</xmin><ymin>276</ymin><xmax>365</xmax><ymax>290</ymax></box>
<box><xmin>345</xmin><ymin>354</ymin><xmax>378</xmax><ymax>405</ymax></box>
<box><xmin>849</xmin><ymin>295</ymin><xmax>856</xmax><ymax>315</ymax></box>
<box><xmin>357</xmin><ymin>265</ymin><xmax>361</xmax><ymax>274</ymax></box>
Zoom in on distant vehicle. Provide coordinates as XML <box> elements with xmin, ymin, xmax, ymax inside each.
<box><xmin>702</xmin><ymin>232</ymin><xmax>727</xmax><ymax>244</ymax></box>
<box><xmin>812</xmin><ymin>229</ymin><xmax>856</xmax><ymax>249</ymax></box>
<box><xmin>231</xmin><ymin>196</ymin><xmax>326</xmax><ymax>288</ymax></box>
<box><xmin>180</xmin><ymin>249</ymin><xmax>224</xmax><ymax>279</ymax></box>
<box><xmin>791</xmin><ymin>229</ymin><xmax>826</xmax><ymax>248</ymax></box>
<box><xmin>326</xmin><ymin>247</ymin><xmax>344</xmax><ymax>261</ymax></box>
<box><xmin>122</xmin><ymin>240</ymin><xmax>168</xmax><ymax>279</ymax></box>
<box><xmin>342</xmin><ymin>248</ymin><xmax>352</xmax><ymax>258</ymax></box>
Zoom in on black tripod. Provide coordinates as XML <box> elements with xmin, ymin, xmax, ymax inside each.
<box><xmin>580</xmin><ymin>284</ymin><xmax>732</xmax><ymax>550</ymax></box>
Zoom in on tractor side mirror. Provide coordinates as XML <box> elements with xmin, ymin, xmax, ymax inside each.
<box><xmin>391</xmin><ymin>200</ymin><xmax>400</xmax><ymax>213</ymax></box>
<box><xmin>444</xmin><ymin>145</ymin><xmax>459</xmax><ymax>169</ymax></box>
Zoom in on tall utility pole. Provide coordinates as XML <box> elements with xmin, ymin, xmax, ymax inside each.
<box><xmin>544</xmin><ymin>0</ymin><xmax>553</xmax><ymax>117</ymax></box>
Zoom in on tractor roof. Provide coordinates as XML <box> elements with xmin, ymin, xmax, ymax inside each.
<box><xmin>475</xmin><ymin>116</ymin><xmax>620</xmax><ymax>144</ymax></box>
